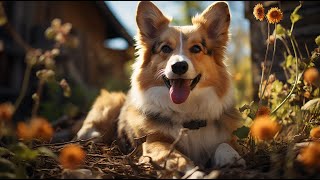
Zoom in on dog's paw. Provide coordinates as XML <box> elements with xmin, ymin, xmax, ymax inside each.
<box><xmin>76</xmin><ymin>125</ymin><xmax>101</xmax><ymax>141</ymax></box>
<box><xmin>184</xmin><ymin>168</ymin><xmax>205</xmax><ymax>179</ymax></box>
<box><xmin>139</xmin><ymin>151</ymin><xmax>189</xmax><ymax>172</ymax></box>
<box><xmin>213</xmin><ymin>143</ymin><xmax>246</xmax><ymax>168</ymax></box>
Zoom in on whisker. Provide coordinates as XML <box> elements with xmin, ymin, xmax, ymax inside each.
<box><xmin>155</xmin><ymin>69</ymin><xmax>165</xmax><ymax>80</ymax></box>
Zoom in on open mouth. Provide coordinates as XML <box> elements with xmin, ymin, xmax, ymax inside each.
<box><xmin>162</xmin><ymin>74</ymin><xmax>201</xmax><ymax>104</ymax></box>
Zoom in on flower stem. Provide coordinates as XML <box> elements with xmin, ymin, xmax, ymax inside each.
<box><xmin>31</xmin><ymin>80</ymin><xmax>45</xmax><ymax>118</ymax></box>
<box><xmin>271</xmin><ymin>37</ymin><xmax>300</xmax><ymax>114</ymax></box>
<box><xmin>259</xmin><ymin>23</ymin><xmax>278</xmax><ymax>105</ymax></box>
<box><xmin>258</xmin><ymin>22</ymin><xmax>270</xmax><ymax>103</ymax></box>
<box><xmin>13</xmin><ymin>63</ymin><xmax>32</xmax><ymax>114</ymax></box>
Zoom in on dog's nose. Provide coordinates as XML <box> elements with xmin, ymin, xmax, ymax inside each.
<box><xmin>172</xmin><ymin>61</ymin><xmax>188</xmax><ymax>75</ymax></box>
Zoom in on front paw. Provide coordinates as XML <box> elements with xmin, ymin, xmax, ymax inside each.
<box><xmin>76</xmin><ymin>125</ymin><xmax>101</xmax><ymax>141</ymax></box>
<box><xmin>213</xmin><ymin>143</ymin><xmax>246</xmax><ymax>168</ymax></box>
<box><xmin>139</xmin><ymin>151</ymin><xmax>189</xmax><ymax>171</ymax></box>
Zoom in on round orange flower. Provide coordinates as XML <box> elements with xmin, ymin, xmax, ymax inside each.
<box><xmin>250</xmin><ymin>115</ymin><xmax>280</xmax><ymax>141</ymax></box>
<box><xmin>266</xmin><ymin>7</ymin><xmax>283</xmax><ymax>24</ymax></box>
<box><xmin>297</xmin><ymin>142</ymin><xmax>320</xmax><ymax>171</ymax></box>
<box><xmin>304</xmin><ymin>67</ymin><xmax>319</xmax><ymax>85</ymax></box>
<box><xmin>30</xmin><ymin>117</ymin><xmax>54</xmax><ymax>142</ymax></box>
<box><xmin>0</xmin><ymin>102</ymin><xmax>15</xmax><ymax>121</ymax></box>
<box><xmin>17</xmin><ymin>122</ymin><xmax>33</xmax><ymax>140</ymax></box>
<box><xmin>256</xmin><ymin>106</ymin><xmax>271</xmax><ymax>117</ymax></box>
<box><xmin>253</xmin><ymin>3</ymin><xmax>265</xmax><ymax>21</ymax></box>
<box><xmin>59</xmin><ymin>144</ymin><xmax>86</xmax><ymax>169</ymax></box>
<box><xmin>310</xmin><ymin>126</ymin><xmax>320</xmax><ymax>140</ymax></box>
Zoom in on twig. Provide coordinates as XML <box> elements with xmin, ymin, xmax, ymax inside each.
<box><xmin>163</xmin><ymin>128</ymin><xmax>188</xmax><ymax>169</ymax></box>
<box><xmin>33</xmin><ymin>135</ymin><xmax>100</xmax><ymax>148</ymax></box>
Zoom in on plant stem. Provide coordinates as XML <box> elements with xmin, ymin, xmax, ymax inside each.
<box><xmin>31</xmin><ymin>80</ymin><xmax>45</xmax><ymax>118</ymax></box>
<box><xmin>14</xmin><ymin>63</ymin><xmax>32</xmax><ymax>114</ymax></box>
<box><xmin>271</xmin><ymin>37</ymin><xmax>300</xmax><ymax>114</ymax></box>
<box><xmin>258</xmin><ymin>22</ymin><xmax>271</xmax><ymax>103</ymax></box>
<box><xmin>259</xmin><ymin>23</ymin><xmax>278</xmax><ymax>105</ymax></box>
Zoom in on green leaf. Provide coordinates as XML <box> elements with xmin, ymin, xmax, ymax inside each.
<box><xmin>276</xmin><ymin>24</ymin><xmax>287</xmax><ymax>37</ymax></box>
<box><xmin>233</xmin><ymin>126</ymin><xmax>250</xmax><ymax>139</ymax></box>
<box><xmin>37</xmin><ymin>147</ymin><xmax>58</xmax><ymax>160</ymax></box>
<box><xmin>313</xmin><ymin>88</ymin><xmax>320</xmax><ymax>97</ymax></box>
<box><xmin>290</xmin><ymin>2</ymin><xmax>303</xmax><ymax>24</ymax></box>
<box><xmin>11</xmin><ymin>142</ymin><xmax>39</xmax><ymax>161</ymax></box>
<box><xmin>315</xmin><ymin>35</ymin><xmax>320</xmax><ymax>46</ymax></box>
<box><xmin>0</xmin><ymin>158</ymin><xmax>16</xmax><ymax>172</ymax></box>
<box><xmin>0</xmin><ymin>147</ymin><xmax>11</xmax><ymax>156</ymax></box>
<box><xmin>285</xmin><ymin>55</ymin><xmax>294</xmax><ymax>68</ymax></box>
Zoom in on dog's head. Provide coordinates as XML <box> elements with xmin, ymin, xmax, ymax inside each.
<box><xmin>132</xmin><ymin>1</ymin><xmax>232</xmax><ymax>105</ymax></box>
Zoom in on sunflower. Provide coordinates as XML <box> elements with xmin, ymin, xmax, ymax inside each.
<box><xmin>256</xmin><ymin>106</ymin><xmax>271</xmax><ymax>117</ymax></box>
<box><xmin>304</xmin><ymin>67</ymin><xmax>319</xmax><ymax>85</ymax></box>
<box><xmin>310</xmin><ymin>126</ymin><xmax>320</xmax><ymax>140</ymax></box>
<box><xmin>0</xmin><ymin>102</ymin><xmax>14</xmax><ymax>121</ymax></box>
<box><xmin>59</xmin><ymin>144</ymin><xmax>86</xmax><ymax>169</ymax></box>
<box><xmin>297</xmin><ymin>142</ymin><xmax>320</xmax><ymax>171</ymax></box>
<box><xmin>250</xmin><ymin>115</ymin><xmax>280</xmax><ymax>141</ymax></box>
<box><xmin>253</xmin><ymin>3</ymin><xmax>265</xmax><ymax>21</ymax></box>
<box><xmin>266</xmin><ymin>7</ymin><xmax>283</xmax><ymax>24</ymax></box>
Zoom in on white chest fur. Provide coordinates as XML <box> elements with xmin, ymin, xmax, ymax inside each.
<box><xmin>130</xmin><ymin>85</ymin><xmax>236</xmax><ymax>165</ymax></box>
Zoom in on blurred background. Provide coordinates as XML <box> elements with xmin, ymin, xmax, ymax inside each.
<box><xmin>0</xmin><ymin>1</ymin><xmax>319</xmax><ymax>127</ymax></box>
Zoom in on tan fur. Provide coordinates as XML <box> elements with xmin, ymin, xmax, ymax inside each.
<box><xmin>77</xmin><ymin>89</ymin><xmax>126</xmax><ymax>144</ymax></box>
<box><xmin>77</xmin><ymin>1</ymin><xmax>245</xmax><ymax>177</ymax></box>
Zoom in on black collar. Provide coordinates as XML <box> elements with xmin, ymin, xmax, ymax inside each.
<box><xmin>141</xmin><ymin>110</ymin><xmax>207</xmax><ymax>130</ymax></box>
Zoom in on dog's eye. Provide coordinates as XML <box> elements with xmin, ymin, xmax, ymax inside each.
<box><xmin>190</xmin><ymin>45</ymin><xmax>202</xmax><ymax>53</ymax></box>
<box><xmin>161</xmin><ymin>45</ymin><xmax>172</xmax><ymax>54</ymax></box>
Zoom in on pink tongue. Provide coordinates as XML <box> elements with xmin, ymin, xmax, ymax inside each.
<box><xmin>169</xmin><ymin>79</ymin><xmax>191</xmax><ymax>104</ymax></box>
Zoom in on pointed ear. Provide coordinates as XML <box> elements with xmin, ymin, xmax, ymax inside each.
<box><xmin>136</xmin><ymin>1</ymin><xmax>170</xmax><ymax>39</ymax></box>
<box><xmin>193</xmin><ymin>1</ymin><xmax>230</xmax><ymax>43</ymax></box>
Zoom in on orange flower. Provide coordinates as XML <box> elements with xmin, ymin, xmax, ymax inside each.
<box><xmin>304</xmin><ymin>91</ymin><xmax>311</xmax><ymax>99</ymax></box>
<box><xmin>266</xmin><ymin>7</ymin><xmax>283</xmax><ymax>24</ymax></box>
<box><xmin>297</xmin><ymin>142</ymin><xmax>320</xmax><ymax>171</ymax></box>
<box><xmin>17</xmin><ymin>122</ymin><xmax>33</xmax><ymax>140</ymax></box>
<box><xmin>250</xmin><ymin>115</ymin><xmax>280</xmax><ymax>141</ymax></box>
<box><xmin>310</xmin><ymin>126</ymin><xmax>320</xmax><ymax>140</ymax></box>
<box><xmin>256</xmin><ymin>106</ymin><xmax>271</xmax><ymax>117</ymax></box>
<box><xmin>0</xmin><ymin>102</ymin><xmax>15</xmax><ymax>121</ymax></box>
<box><xmin>304</xmin><ymin>67</ymin><xmax>319</xmax><ymax>85</ymax></box>
<box><xmin>253</xmin><ymin>3</ymin><xmax>265</xmax><ymax>21</ymax></box>
<box><xmin>16</xmin><ymin>117</ymin><xmax>54</xmax><ymax>142</ymax></box>
<box><xmin>30</xmin><ymin>117</ymin><xmax>54</xmax><ymax>142</ymax></box>
<box><xmin>59</xmin><ymin>144</ymin><xmax>86</xmax><ymax>169</ymax></box>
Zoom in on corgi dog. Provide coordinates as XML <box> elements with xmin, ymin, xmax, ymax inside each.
<box><xmin>77</xmin><ymin>1</ymin><xmax>245</xmax><ymax>178</ymax></box>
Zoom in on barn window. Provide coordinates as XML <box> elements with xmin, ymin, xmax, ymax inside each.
<box><xmin>104</xmin><ymin>37</ymin><xmax>128</xmax><ymax>50</ymax></box>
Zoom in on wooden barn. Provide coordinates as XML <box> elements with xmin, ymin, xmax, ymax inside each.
<box><xmin>0</xmin><ymin>1</ymin><xmax>134</xmax><ymax>104</ymax></box>
<box><xmin>245</xmin><ymin>1</ymin><xmax>320</xmax><ymax>101</ymax></box>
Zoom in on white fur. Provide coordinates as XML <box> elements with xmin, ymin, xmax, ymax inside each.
<box><xmin>130</xmin><ymin>79</ymin><xmax>236</xmax><ymax>165</ymax></box>
<box><xmin>164</xmin><ymin>54</ymin><xmax>197</xmax><ymax>80</ymax></box>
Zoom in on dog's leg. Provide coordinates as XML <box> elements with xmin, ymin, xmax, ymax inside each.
<box><xmin>139</xmin><ymin>135</ymin><xmax>205</xmax><ymax>179</ymax></box>
<box><xmin>76</xmin><ymin>89</ymin><xmax>126</xmax><ymax>143</ymax></box>
<box><xmin>213</xmin><ymin>143</ymin><xmax>246</xmax><ymax>168</ymax></box>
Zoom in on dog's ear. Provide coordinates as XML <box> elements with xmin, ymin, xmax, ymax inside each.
<box><xmin>193</xmin><ymin>1</ymin><xmax>230</xmax><ymax>43</ymax></box>
<box><xmin>136</xmin><ymin>1</ymin><xmax>170</xmax><ymax>39</ymax></box>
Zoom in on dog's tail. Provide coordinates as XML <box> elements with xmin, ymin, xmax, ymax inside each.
<box><xmin>76</xmin><ymin>89</ymin><xmax>126</xmax><ymax>144</ymax></box>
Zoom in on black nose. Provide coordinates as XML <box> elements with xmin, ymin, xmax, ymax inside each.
<box><xmin>172</xmin><ymin>61</ymin><xmax>188</xmax><ymax>75</ymax></box>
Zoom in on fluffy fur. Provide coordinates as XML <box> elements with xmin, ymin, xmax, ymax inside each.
<box><xmin>77</xmin><ymin>1</ymin><xmax>245</xmax><ymax>177</ymax></box>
